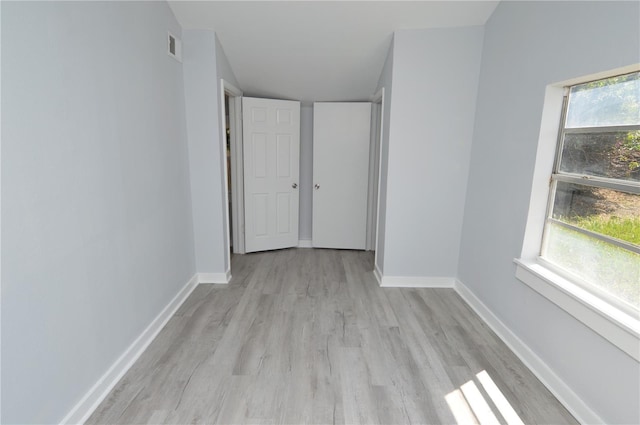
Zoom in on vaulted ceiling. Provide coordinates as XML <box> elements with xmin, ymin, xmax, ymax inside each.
<box><xmin>168</xmin><ymin>1</ymin><xmax>499</xmax><ymax>104</ymax></box>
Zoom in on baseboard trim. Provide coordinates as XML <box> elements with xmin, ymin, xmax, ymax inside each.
<box><xmin>380</xmin><ymin>275</ymin><xmax>454</xmax><ymax>288</ymax></box>
<box><xmin>373</xmin><ymin>264</ymin><xmax>383</xmax><ymax>286</ymax></box>
<box><xmin>297</xmin><ymin>239</ymin><xmax>313</xmax><ymax>248</ymax></box>
<box><xmin>198</xmin><ymin>270</ymin><xmax>231</xmax><ymax>284</ymax></box>
<box><xmin>60</xmin><ymin>273</ymin><xmax>199</xmax><ymax>424</ymax></box>
<box><xmin>454</xmin><ymin>279</ymin><xmax>604</xmax><ymax>425</ymax></box>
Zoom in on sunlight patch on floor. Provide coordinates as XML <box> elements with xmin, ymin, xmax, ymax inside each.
<box><xmin>446</xmin><ymin>370</ymin><xmax>525</xmax><ymax>425</ymax></box>
<box><xmin>445</xmin><ymin>389</ymin><xmax>479</xmax><ymax>424</ymax></box>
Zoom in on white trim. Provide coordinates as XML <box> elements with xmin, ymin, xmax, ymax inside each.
<box><xmin>297</xmin><ymin>239</ymin><xmax>313</xmax><ymax>248</ymax></box>
<box><xmin>371</xmin><ymin>87</ymin><xmax>385</xmax><ymax>271</ymax></box>
<box><xmin>198</xmin><ymin>270</ymin><xmax>231</xmax><ymax>284</ymax></box>
<box><xmin>60</xmin><ymin>274</ymin><xmax>199</xmax><ymax>424</ymax></box>
<box><xmin>515</xmin><ymin>259</ymin><xmax>639</xmax><ymax>361</ymax></box>
<box><xmin>230</xmin><ymin>95</ymin><xmax>245</xmax><ymax>254</ymax></box>
<box><xmin>519</xmin><ymin>84</ymin><xmax>564</xmax><ymax>260</ymax></box>
<box><xmin>223</xmin><ymin>80</ymin><xmax>242</xmax><ymax>98</ymax></box>
<box><xmin>366</xmin><ymin>98</ymin><xmax>382</xmax><ymax>251</ymax></box>
<box><xmin>373</xmin><ymin>264</ymin><xmax>383</xmax><ymax>286</ymax></box>
<box><xmin>219</xmin><ymin>79</ymin><xmax>231</xmax><ymax>271</ymax></box>
<box><xmin>379</xmin><ymin>275</ymin><xmax>454</xmax><ymax>288</ymax></box>
<box><xmin>220</xmin><ymin>79</ymin><xmax>244</xmax><ymax>269</ymax></box>
<box><xmin>0</xmin><ymin>5</ymin><xmax>3</xmax><ymax>418</ymax></box>
<box><xmin>454</xmin><ymin>279</ymin><xmax>605</xmax><ymax>425</ymax></box>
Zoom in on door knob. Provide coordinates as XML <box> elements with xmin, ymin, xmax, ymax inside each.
<box><xmin>314</xmin><ymin>184</ymin><xmax>320</xmax><ymax>189</ymax></box>
<box><xmin>292</xmin><ymin>183</ymin><xmax>298</xmax><ymax>189</ymax></box>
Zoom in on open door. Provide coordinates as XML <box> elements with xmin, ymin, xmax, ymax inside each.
<box><xmin>242</xmin><ymin>97</ymin><xmax>300</xmax><ymax>253</ymax></box>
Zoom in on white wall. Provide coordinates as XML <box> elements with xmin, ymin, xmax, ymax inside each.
<box><xmin>381</xmin><ymin>27</ymin><xmax>483</xmax><ymax>278</ymax></box>
<box><xmin>458</xmin><ymin>2</ymin><xmax>640</xmax><ymax>423</ymax></box>
<box><xmin>299</xmin><ymin>105</ymin><xmax>314</xmax><ymax>241</ymax></box>
<box><xmin>182</xmin><ymin>31</ymin><xmax>239</xmax><ymax>274</ymax></box>
<box><xmin>1</xmin><ymin>2</ymin><xmax>195</xmax><ymax>423</ymax></box>
<box><xmin>374</xmin><ymin>41</ymin><xmax>394</xmax><ymax>273</ymax></box>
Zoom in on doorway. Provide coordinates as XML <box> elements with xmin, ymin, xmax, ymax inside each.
<box><xmin>222</xmin><ymin>88</ymin><xmax>302</xmax><ymax>258</ymax></box>
<box><xmin>220</xmin><ymin>79</ymin><xmax>244</xmax><ymax>273</ymax></box>
<box><xmin>221</xmin><ymin>84</ymin><xmax>385</xmax><ymax>269</ymax></box>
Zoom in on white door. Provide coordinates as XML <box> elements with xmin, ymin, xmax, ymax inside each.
<box><xmin>313</xmin><ymin>102</ymin><xmax>371</xmax><ymax>249</ymax></box>
<box><xmin>242</xmin><ymin>97</ymin><xmax>300</xmax><ymax>253</ymax></box>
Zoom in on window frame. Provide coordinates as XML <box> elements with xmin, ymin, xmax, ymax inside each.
<box><xmin>516</xmin><ymin>65</ymin><xmax>640</xmax><ymax>362</ymax></box>
<box><xmin>540</xmin><ymin>78</ymin><xmax>640</xmax><ymax>316</ymax></box>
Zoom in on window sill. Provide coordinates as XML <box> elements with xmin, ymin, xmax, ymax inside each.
<box><xmin>514</xmin><ymin>258</ymin><xmax>640</xmax><ymax>361</ymax></box>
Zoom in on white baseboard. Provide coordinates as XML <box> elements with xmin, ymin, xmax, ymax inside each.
<box><xmin>380</xmin><ymin>275</ymin><xmax>454</xmax><ymax>288</ymax></box>
<box><xmin>297</xmin><ymin>239</ymin><xmax>313</xmax><ymax>248</ymax></box>
<box><xmin>198</xmin><ymin>270</ymin><xmax>231</xmax><ymax>284</ymax></box>
<box><xmin>60</xmin><ymin>274</ymin><xmax>199</xmax><ymax>424</ymax></box>
<box><xmin>454</xmin><ymin>279</ymin><xmax>603</xmax><ymax>425</ymax></box>
<box><xmin>373</xmin><ymin>264</ymin><xmax>383</xmax><ymax>286</ymax></box>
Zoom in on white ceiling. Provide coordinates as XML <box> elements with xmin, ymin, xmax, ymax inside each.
<box><xmin>168</xmin><ymin>1</ymin><xmax>499</xmax><ymax>104</ymax></box>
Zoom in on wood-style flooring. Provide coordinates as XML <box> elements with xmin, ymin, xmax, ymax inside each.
<box><xmin>88</xmin><ymin>248</ymin><xmax>577</xmax><ymax>424</ymax></box>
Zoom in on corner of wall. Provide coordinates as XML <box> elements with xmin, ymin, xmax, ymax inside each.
<box><xmin>182</xmin><ymin>30</ymin><xmax>228</xmax><ymax>274</ymax></box>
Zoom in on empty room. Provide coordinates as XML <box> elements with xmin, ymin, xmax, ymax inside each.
<box><xmin>2</xmin><ymin>1</ymin><xmax>639</xmax><ymax>424</ymax></box>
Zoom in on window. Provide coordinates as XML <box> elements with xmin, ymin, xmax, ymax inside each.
<box><xmin>540</xmin><ymin>72</ymin><xmax>640</xmax><ymax>314</ymax></box>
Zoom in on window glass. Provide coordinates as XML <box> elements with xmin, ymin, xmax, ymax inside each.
<box><xmin>542</xmin><ymin>71</ymin><xmax>640</xmax><ymax>312</ymax></box>
<box><xmin>566</xmin><ymin>73</ymin><xmax>640</xmax><ymax>128</ymax></box>
<box><xmin>544</xmin><ymin>222</ymin><xmax>640</xmax><ymax>309</ymax></box>
<box><xmin>551</xmin><ymin>182</ymin><xmax>639</xmax><ymax>246</ymax></box>
<box><xmin>559</xmin><ymin>131</ymin><xmax>640</xmax><ymax>182</ymax></box>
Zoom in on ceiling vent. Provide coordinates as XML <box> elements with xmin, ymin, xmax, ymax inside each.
<box><xmin>168</xmin><ymin>32</ymin><xmax>182</xmax><ymax>62</ymax></box>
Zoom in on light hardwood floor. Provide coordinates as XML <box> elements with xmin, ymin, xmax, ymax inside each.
<box><xmin>88</xmin><ymin>248</ymin><xmax>577</xmax><ymax>424</ymax></box>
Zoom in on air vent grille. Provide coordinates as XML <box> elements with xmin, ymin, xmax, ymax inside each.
<box><xmin>168</xmin><ymin>32</ymin><xmax>182</xmax><ymax>62</ymax></box>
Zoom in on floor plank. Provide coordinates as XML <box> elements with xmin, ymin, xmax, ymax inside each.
<box><xmin>87</xmin><ymin>248</ymin><xmax>577</xmax><ymax>425</ymax></box>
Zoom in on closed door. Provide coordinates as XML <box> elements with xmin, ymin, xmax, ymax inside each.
<box><xmin>313</xmin><ymin>102</ymin><xmax>371</xmax><ymax>249</ymax></box>
<box><xmin>243</xmin><ymin>97</ymin><xmax>300</xmax><ymax>253</ymax></box>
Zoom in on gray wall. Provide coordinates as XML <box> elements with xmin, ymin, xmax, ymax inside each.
<box><xmin>1</xmin><ymin>2</ymin><xmax>195</xmax><ymax>423</ymax></box>
<box><xmin>382</xmin><ymin>27</ymin><xmax>483</xmax><ymax>277</ymax></box>
<box><xmin>216</xmin><ymin>35</ymin><xmax>240</xmax><ymax>90</ymax></box>
<box><xmin>299</xmin><ymin>105</ymin><xmax>314</xmax><ymax>241</ymax></box>
<box><xmin>183</xmin><ymin>31</ymin><xmax>240</xmax><ymax>274</ymax></box>
<box><xmin>374</xmin><ymin>41</ymin><xmax>394</xmax><ymax>273</ymax></box>
<box><xmin>458</xmin><ymin>2</ymin><xmax>640</xmax><ymax>423</ymax></box>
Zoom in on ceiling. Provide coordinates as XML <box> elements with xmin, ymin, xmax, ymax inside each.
<box><xmin>168</xmin><ymin>1</ymin><xmax>499</xmax><ymax>104</ymax></box>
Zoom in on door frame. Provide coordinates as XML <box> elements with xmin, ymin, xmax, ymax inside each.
<box><xmin>366</xmin><ymin>95</ymin><xmax>382</xmax><ymax>251</ymax></box>
<box><xmin>219</xmin><ymin>79</ymin><xmax>244</xmax><ymax>271</ymax></box>
<box><xmin>370</xmin><ymin>88</ymin><xmax>385</xmax><ymax>269</ymax></box>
